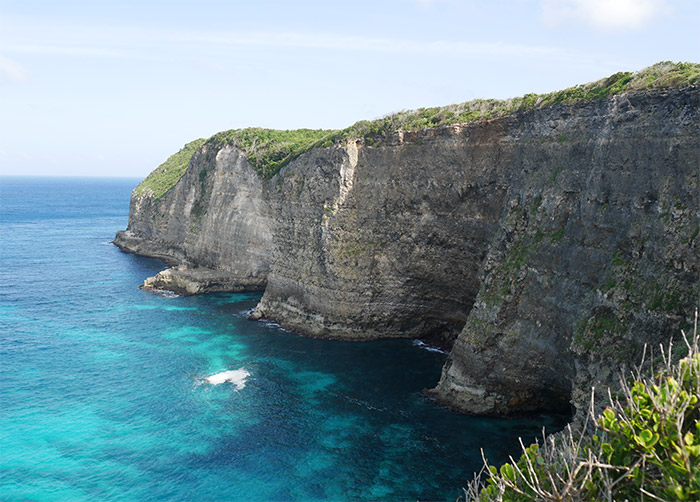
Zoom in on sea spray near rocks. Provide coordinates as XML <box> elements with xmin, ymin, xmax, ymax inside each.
<box><xmin>412</xmin><ymin>340</ymin><xmax>450</xmax><ymax>355</ymax></box>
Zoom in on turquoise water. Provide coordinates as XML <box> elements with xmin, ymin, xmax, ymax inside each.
<box><xmin>0</xmin><ymin>177</ymin><xmax>566</xmax><ymax>501</ymax></box>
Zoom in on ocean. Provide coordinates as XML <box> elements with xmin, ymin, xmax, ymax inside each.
<box><xmin>0</xmin><ymin>176</ymin><xmax>565</xmax><ymax>501</ymax></box>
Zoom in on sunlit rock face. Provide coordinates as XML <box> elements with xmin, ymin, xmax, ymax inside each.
<box><xmin>256</xmin><ymin>127</ymin><xmax>512</xmax><ymax>346</ymax></box>
<box><xmin>115</xmin><ymin>145</ymin><xmax>273</xmax><ymax>291</ymax></box>
<box><xmin>117</xmin><ymin>85</ymin><xmax>700</xmax><ymax>418</ymax></box>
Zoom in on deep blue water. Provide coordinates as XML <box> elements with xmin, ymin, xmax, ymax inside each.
<box><xmin>0</xmin><ymin>176</ymin><xmax>565</xmax><ymax>501</ymax></box>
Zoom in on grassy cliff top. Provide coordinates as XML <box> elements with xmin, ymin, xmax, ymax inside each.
<box><xmin>332</xmin><ymin>60</ymin><xmax>700</xmax><ymax>143</ymax></box>
<box><xmin>207</xmin><ymin>128</ymin><xmax>338</xmax><ymax>179</ymax></box>
<box><xmin>134</xmin><ymin>138</ymin><xmax>206</xmax><ymax>199</ymax></box>
<box><xmin>137</xmin><ymin>61</ymin><xmax>698</xmax><ymax>193</ymax></box>
<box><xmin>209</xmin><ymin>61</ymin><xmax>699</xmax><ymax>180</ymax></box>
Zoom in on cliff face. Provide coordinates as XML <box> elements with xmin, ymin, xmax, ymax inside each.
<box><xmin>430</xmin><ymin>87</ymin><xmax>700</xmax><ymax>415</ymax></box>
<box><xmin>114</xmin><ymin>145</ymin><xmax>273</xmax><ymax>293</ymax></box>
<box><xmin>116</xmin><ymin>84</ymin><xmax>700</xmax><ymax>417</ymax></box>
<box><xmin>256</xmin><ymin>126</ymin><xmax>512</xmax><ymax>344</ymax></box>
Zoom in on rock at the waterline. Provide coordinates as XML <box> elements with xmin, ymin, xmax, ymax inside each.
<box><xmin>248</xmin><ymin>309</ymin><xmax>264</xmax><ymax>321</ymax></box>
<box><xmin>141</xmin><ymin>265</ymin><xmax>251</xmax><ymax>296</ymax></box>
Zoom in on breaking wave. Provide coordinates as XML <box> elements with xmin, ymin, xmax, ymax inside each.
<box><xmin>412</xmin><ymin>340</ymin><xmax>449</xmax><ymax>355</ymax></box>
<box><xmin>205</xmin><ymin>368</ymin><xmax>250</xmax><ymax>390</ymax></box>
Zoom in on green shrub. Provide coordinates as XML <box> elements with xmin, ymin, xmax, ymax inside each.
<box><xmin>134</xmin><ymin>138</ymin><xmax>206</xmax><ymax>199</ymax></box>
<box><xmin>207</xmin><ymin>128</ymin><xmax>337</xmax><ymax>179</ymax></box>
<box><xmin>332</xmin><ymin>61</ymin><xmax>699</xmax><ymax>145</ymax></box>
<box><xmin>465</xmin><ymin>312</ymin><xmax>700</xmax><ymax>501</ymax></box>
<box><xmin>138</xmin><ymin>61</ymin><xmax>699</xmax><ymax>193</ymax></box>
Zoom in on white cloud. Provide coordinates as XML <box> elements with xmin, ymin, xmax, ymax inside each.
<box><xmin>0</xmin><ymin>54</ymin><xmax>28</xmax><ymax>82</ymax></box>
<box><xmin>541</xmin><ymin>0</ymin><xmax>672</xmax><ymax>31</ymax></box>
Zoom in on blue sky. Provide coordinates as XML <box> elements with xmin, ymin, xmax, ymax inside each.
<box><xmin>0</xmin><ymin>0</ymin><xmax>697</xmax><ymax>178</ymax></box>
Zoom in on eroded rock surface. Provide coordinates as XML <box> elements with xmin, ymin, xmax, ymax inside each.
<box><xmin>256</xmin><ymin>127</ymin><xmax>512</xmax><ymax>345</ymax></box>
<box><xmin>430</xmin><ymin>88</ymin><xmax>700</xmax><ymax>416</ymax></box>
<box><xmin>140</xmin><ymin>265</ymin><xmax>254</xmax><ymax>295</ymax></box>
<box><xmin>116</xmin><ymin>85</ymin><xmax>700</xmax><ymax>418</ymax></box>
<box><xmin>114</xmin><ymin>145</ymin><xmax>272</xmax><ymax>291</ymax></box>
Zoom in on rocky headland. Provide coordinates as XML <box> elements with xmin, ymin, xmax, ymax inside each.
<box><xmin>115</xmin><ymin>62</ymin><xmax>700</xmax><ymax>419</ymax></box>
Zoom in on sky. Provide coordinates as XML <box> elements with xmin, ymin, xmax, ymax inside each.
<box><xmin>0</xmin><ymin>0</ymin><xmax>698</xmax><ymax>178</ymax></box>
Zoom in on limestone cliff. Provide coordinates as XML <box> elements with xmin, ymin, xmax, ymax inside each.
<box><xmin>115</xmin><ymin>63</ymin><xmax>700</xmax><ymax>418</ymax></box>
<box><xmin>114</xmin><ymin>144</ymin><xmax>273</xmax><ymax>293</ymax></box>
<box><xmin>429</xmin><ymin>87</ymin><xmax>700</xmax><ymax>416</ymax></box>
<box><xmin>256</xmin><ymin>127</ymin><xmax>511</xmax><ymax>344</ymax></box>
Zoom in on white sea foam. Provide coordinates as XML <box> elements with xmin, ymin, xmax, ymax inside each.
<box><xmin>205</xmin><ymin>368</ymin><xmax>250</xmax><ymax>389</ymax></box>
<box><xmin>150</xmin><ymin>289</ymin><xmax>180</xmax><ymax>298</ymax></box>
<box><xmin>262</xmin><ymin>320</ymin><xmax>290</xmax><ymax>332</ymax></box>
<box><xmin>412</xmin><ymin>340</ymin><xmax>449</xmax><ymax>354</ymax></box>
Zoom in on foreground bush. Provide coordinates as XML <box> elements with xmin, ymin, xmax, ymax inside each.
<box><xmin>466</xmin><ymin>313</ymin><xmax>699</xmax><ymax>501</ymax></box>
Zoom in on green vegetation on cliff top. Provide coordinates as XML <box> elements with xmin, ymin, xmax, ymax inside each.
<box><xmin>208</xmin><ymin>128</ymin><xmax>337</xmax><ymax>179</ymax></box>
<box><xmin>334</xmin><ymin>60</ymin><xmax>699</xmax><ymax>144</ymax></box>
<box><xmin>135</xmin><ymin>138</ymin><xmax>206</xmax><ymax>198</ymax></box>
<box><xmin>137</xmin><ymin>61</ymin><xmax>699</xmax><ymax>195</ymax></box>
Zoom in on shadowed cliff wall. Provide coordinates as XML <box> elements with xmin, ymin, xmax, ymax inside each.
<box><xmin>430</xmin><ymin>87</ymin><xmax>700</xmax><ymax>415</ymax></box>
<box><xmin>116</xmin><ymin>85</ymin><xmax>700</xmax><ymax>417</ymax></box>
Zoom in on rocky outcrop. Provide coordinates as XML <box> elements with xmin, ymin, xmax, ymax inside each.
<box><xmin>140</xmin><ymin>265</ymin><xmax>255</xmax><ymax>295</ymax></box>
<box><xmin>114</xmin><ymin>145</ymin><xmax>273</xmax><ymax>292</ymax></box>
<box><xmin>116</xmin><ymin>83</ymin><xmax>699</xmax><ymax>418</ymax></box>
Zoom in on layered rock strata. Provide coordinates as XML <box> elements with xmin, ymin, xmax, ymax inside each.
<box><xmin>430</xmin><ymin>87</ymin><xmax>700</xmax><ymax>415</ymax></box>
<box><xmin>116</xmin><ymin>84</ymin><xmax>700</xmax><ymax>418</ymax></box>
<box><xmin>255</xmin><ymin>128</ymin><xmax>512</xmax><ymax>344</ymax></box>
<box><xmin>114</xmin><ymin>145</ymin><xmax>273</xmax><ymax>290</ymax></box>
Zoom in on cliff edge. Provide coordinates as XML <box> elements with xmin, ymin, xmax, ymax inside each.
<box><xmin>115</xmin><ymin>62</ymin><xmax>700</xmax><ymax>418</ymax></box>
